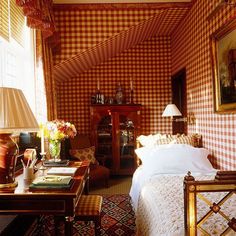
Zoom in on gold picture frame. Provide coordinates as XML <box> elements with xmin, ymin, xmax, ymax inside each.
<box><xmin>211</xmin><ymin>17</ymin><xmax>236</xmax><ymax>113</ymax></box>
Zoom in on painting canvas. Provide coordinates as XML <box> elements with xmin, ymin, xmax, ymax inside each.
<box><xmin>211</xmin><ymin>18</ymin><xmax>236</xmax><ymax>113</ymax></box>
<box><xmin>218</xmin><ymin>30</ymin><xmax>236</xmax><ymax>103</ymax></box>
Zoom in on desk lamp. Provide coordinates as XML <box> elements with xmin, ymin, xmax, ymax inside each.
<box><xmin>0</xmin><ymin>87</ymin><xmax>39</xmax><ymax>188</ymax></box>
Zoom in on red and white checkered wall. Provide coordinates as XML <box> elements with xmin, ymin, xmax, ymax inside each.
<box><xmin>54</xmin><ymin>1</ymin><xmax>236</xmax><ymax>170</ymax></box>
<box><xmin>171</xmin><ymin>0</ymin><xmax>236</xmax><ymax>170</ymax></box>
<box><xmin>53</xmin><ymin>5</ymin><xmax>184</xmax><ymax>138</ymax></box>
<box><xmin>57</xmin><ymin>35</ymin><xmax>172</xmax><ymax>136</ymax></box>
<box><xmin>53</xmin><ymin>7</ymin><xmax>161</xmax><ymax>66</ymax></box>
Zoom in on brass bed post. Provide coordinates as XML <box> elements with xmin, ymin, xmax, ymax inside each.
<box><xmin>184</xmin><ymin>172</ymin><xmax>197</xmax><ymax>236</ymax></box>
<box><xmin>184</xmin><ymin>171</ymin><xmax>236</xmax><ymax>236</ymax></box>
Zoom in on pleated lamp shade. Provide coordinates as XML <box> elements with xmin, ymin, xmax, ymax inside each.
<box><xmin>162</xmin><ymin>104</ymin><xmax>182</xmax><ymax>117</ymax></box>
<box><xmin>0</xmin><ymin>87</ymin><xmax>39</xmax><ymax>133</ymax></box>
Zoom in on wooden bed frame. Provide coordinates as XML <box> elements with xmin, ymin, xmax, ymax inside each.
<box><xmin>184</xmin><ymin>171</ymin><xmax>236</xmax><ymax>236</ymax></box>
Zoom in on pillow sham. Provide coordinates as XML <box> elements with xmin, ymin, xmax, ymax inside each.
<box><xmin>170</xmin><ymin>135</ymin><xmax>194</xmax><ymax>146</ymax></box>
<box><xmin>69</xmin><ymin>146</ymin><xmax>96</xmax><ymax>164</ymax></box>
<box><xmin>135</xmin><ymin>144</ymin><xmax>215</xmax><ymax>174</ymax></box>
<box><xmin>137</xmin><ymin>133</ymin><xmax>201</xmax><ymax>147</ymax></box>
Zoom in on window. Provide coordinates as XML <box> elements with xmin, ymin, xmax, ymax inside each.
<box><xmin>0</xmin><ymin>0</ymin><xmax>47</xmax><ymax>123</ymax></box>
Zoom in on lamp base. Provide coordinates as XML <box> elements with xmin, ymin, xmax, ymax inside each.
<box><xmin>0</xmin><ymin>134</ymin><xmax>18</xmax><ymax>188</ymax></box>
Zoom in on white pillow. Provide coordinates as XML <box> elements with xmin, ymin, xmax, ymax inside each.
<box><xmin>135</xmin><ymin>144</ymin><xmax>215</xmax><ymax>174</ymax></box>
<box><xmin>137</xmin><ymin>135</ymin><xmax>158</xmax><ymax>147</ymax></box>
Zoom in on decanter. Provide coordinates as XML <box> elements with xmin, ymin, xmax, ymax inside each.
<box><xmin>115</xmin><ymin>83</ymin><xmax>124</xmax><ymax>104</ymax></box>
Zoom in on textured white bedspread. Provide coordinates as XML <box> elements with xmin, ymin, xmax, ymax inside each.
<box><xmin>130</xmin><ymin>169</ymin><xmax>236</xmax><ymax>236</ymax></box>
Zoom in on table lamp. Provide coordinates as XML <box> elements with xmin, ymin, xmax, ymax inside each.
<box><xmin>162</xmin><ymin>104</ymin><xmax>182</xmax><ymax>119</ymax></box>
<box><xmin>0</xmin><ymin>87</ymin><xmax>39</xmax><ymax>188</ymax></box>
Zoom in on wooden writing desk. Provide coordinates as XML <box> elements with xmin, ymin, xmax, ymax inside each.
<box><xmin>0</xmin><ymin>161</ymin><xmax>90</xmax><ymax>236</ymax></box>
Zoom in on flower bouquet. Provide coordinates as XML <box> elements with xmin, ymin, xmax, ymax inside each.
<box><xmin>40</xmin><ymin>119</ymin><xmax>77</xmax><ymax>161</ymax></box>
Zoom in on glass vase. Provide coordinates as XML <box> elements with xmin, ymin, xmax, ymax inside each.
<box><xmin>49</xmin><ymin>140</ymin><xmax>61</xmax><ymax>162</ymax></box>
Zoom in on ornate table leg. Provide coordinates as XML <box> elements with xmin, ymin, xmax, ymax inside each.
<box><xmin>65</xmin><ymin>216</ymin><xmax>74</xmax><ymax>236</ymax></box>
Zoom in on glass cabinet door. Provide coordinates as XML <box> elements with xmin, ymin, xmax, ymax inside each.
<box><xmin>91</xmin><ymin>104</ymin><xmax>141</xmax><ymax>175</ymax></box>
<box><xmin>96</xmin><ymin>115</ymin><xmax>113</xmax><ymax>169</ymax></box>
<box><xmin>119</xmin><ymin>115</ymin><xmax>135</xmax><ymax>172</ymax></box>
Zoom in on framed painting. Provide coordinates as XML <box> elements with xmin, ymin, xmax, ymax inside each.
<box><xmin>211</xmin><ymin>17</ymin><xmax>236</xmax><ymax>113</ymax></box>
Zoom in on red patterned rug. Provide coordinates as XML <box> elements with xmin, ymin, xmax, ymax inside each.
<box><xmin>31</xmin><ymin>194</ymin><xmax>136</xmax><ymax>236</ymax></box>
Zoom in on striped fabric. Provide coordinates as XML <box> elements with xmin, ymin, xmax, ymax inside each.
<box><xmin>155</xmin><ymin>134</ymin><xmax>198</xmax><ymax>147</ymax></box>
<box><xmin>172</xmin><ymin>135</ymin><xmax>194</xmax><ymax>146</ymax></box>
<box><xmin>75</xmin><ymin>195</ymin><xmax>103</xmax><ymax>216</ymax></box>
<box><xmin>138</xmin><ymin>133</ymin><xmax>201</xmax><ymax>147</ymax></box>
<box><xmin>156</xmin><ymin>137</ymin><xmax>175</xmax><ymax>145</ymax></box>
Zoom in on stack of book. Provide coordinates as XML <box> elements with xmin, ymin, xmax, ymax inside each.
<box><xmin>29</xmin><ymin>167</ymin><xmax>78</xmax><ymax>190</ymax></box>
<box><xmin>215</xmin><ymin>171</ymin><xmax>236</xmax><ymax>180</ymax></box>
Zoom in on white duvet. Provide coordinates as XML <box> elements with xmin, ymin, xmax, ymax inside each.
<box><xmin>129</xmin><ymin>167</ymin><xmax>236</xmax><ymax>236</ymax></box>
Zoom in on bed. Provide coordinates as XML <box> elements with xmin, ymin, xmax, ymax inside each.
<box><xmin>129</xmin><ymin>136</ymin><xmax>236</xmax><ymax>236</ymax></box>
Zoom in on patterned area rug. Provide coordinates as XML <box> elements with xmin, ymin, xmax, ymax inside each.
<box><xmin>31</xmin><ymin>194</ymin><xmax>136</xmax><ymax>236</ymax></box>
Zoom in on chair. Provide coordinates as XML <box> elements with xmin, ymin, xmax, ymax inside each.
<box><xmin>68</xmin><ymin>134</ymin><xmax>110</xmax><ymax>188</ymax></box>
<box><xmin>74</xmin><ymin>195</ymin><xmax>103</xmax><ymax>236</ymax></box>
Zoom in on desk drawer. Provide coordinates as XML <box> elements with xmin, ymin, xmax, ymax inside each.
<box><xmin>0</xmin><ymin>199</ymin><xmax>66</xmax><ymax>214</ymax></box>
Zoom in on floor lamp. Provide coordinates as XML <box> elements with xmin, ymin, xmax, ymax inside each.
<box><xmin>0</xmin><ymin>87</ymin><xmax>39</xmax><ymax>188</ymax></box>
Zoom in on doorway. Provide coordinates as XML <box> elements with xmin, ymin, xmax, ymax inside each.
<box><xmin>171</xmin><ymin>68</ymin><xmax>187</xmax><ymax>134</ymax></box>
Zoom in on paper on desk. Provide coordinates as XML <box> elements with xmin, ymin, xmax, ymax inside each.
<box><xmin>47</xmin><ymin>167</ymin><xmax>77</xmax><ymax>176</ymax></box>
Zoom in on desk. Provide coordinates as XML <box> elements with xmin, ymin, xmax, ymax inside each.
<box><xmin>0</xmin><ymin>161</ymin><xmax>89</xmax><ymax>236</ymax></box>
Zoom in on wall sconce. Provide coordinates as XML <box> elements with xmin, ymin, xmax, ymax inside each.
<box><xmin>162</xmin><ymin>104</ymin><xmax>195</xmax><ymax>125</ymax></box>
<box><xmin>0</xmin><ymin>87</ymin><xmax>39</xmax><ymax>189</ymax></box>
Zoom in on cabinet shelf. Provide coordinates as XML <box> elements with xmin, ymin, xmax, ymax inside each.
<box><xmin>120</xmin><ymin>143</ymin><xmax>135</xmax><ymax>146</ymax></box>
<box><xmin>91</xmin><ymin>104</ymin><xmax>141</xmax><ymax>175</ymax></box>
<box><xmin>120</xmin><ymin>155</ymin><xmax>134</xmax><ymax>159</ymax></box>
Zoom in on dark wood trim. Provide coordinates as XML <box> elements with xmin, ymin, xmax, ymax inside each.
<box><xmin>171</xmin><ymin>68</ymin><xmax>187</xmax><ymax>134</ymax></box>
<box><xmin>53</xmin><ymin>2</ymin><xmax>192</xmax><ymax>11</ymax></box>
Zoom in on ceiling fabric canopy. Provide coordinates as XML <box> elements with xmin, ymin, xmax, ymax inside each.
<box><xmin>53</xmin><ymin>3</ymin><xmax>191</xmax><ymax>82</ymax></box>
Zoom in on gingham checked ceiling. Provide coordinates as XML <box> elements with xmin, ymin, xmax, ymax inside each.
<box><xmin>53</xmin><ymin>3</ymin><xmax>191</xmax><ymax>82</ymax></box>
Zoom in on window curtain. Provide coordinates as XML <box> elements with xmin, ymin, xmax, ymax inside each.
<box><xmin>16</xmin><ymin>0</ymin><xmax>58</xmax><ymax>120</ymax></box>
<box><xmin>35</xmin><ymin>31</ymin><xmax>57</xmax><ymax>120</ymax></box>
<box><xmin>16</xmin><ymin>0</ymin><xmax>55</xmax><ymax>39</ymax></box>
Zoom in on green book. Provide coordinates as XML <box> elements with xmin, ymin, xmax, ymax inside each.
<box><xmin>31</xmin><ymin>175</ymin><xmax>72</xmax><ymax>187</ymax></box>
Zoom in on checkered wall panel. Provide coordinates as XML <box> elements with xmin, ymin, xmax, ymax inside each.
<box><xmin>57</xmin><ymin>35</ymin><xmax>172</xmax><ymax>136</ymax></box>
<box><xmin>53</xmin><ymin>6</ymin><xmax>188</xmax><ymax>81</ymax></box>
<box><xmin>54</xmin><ymin>13</ymin><xmax>167</xmax><ymax>82</ymax></box>
<box><xmin>171</xmin><ymin>0</ymin><xmax>236</xmax><ymax>170</ymax></box>
<box><xmin>53</xmin><ymin>8</ymin><xmax>160</xmax><ymax>65</ymax></box>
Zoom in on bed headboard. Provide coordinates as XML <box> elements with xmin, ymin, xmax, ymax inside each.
<box><xmin>184</xmin><ymin>171</ymin><xmax>236</xmax><ymax>235</ymax></box>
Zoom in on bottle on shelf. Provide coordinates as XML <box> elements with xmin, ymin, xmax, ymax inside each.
<box><xmin>95</xmin><ymin>89</ymin><xmax>104</xmax><ymax>104</ymax></box>
<box><xmin>115</xmin><ymin>82</ymin><xmax>124</xmax><ymax>104</ymax></box>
